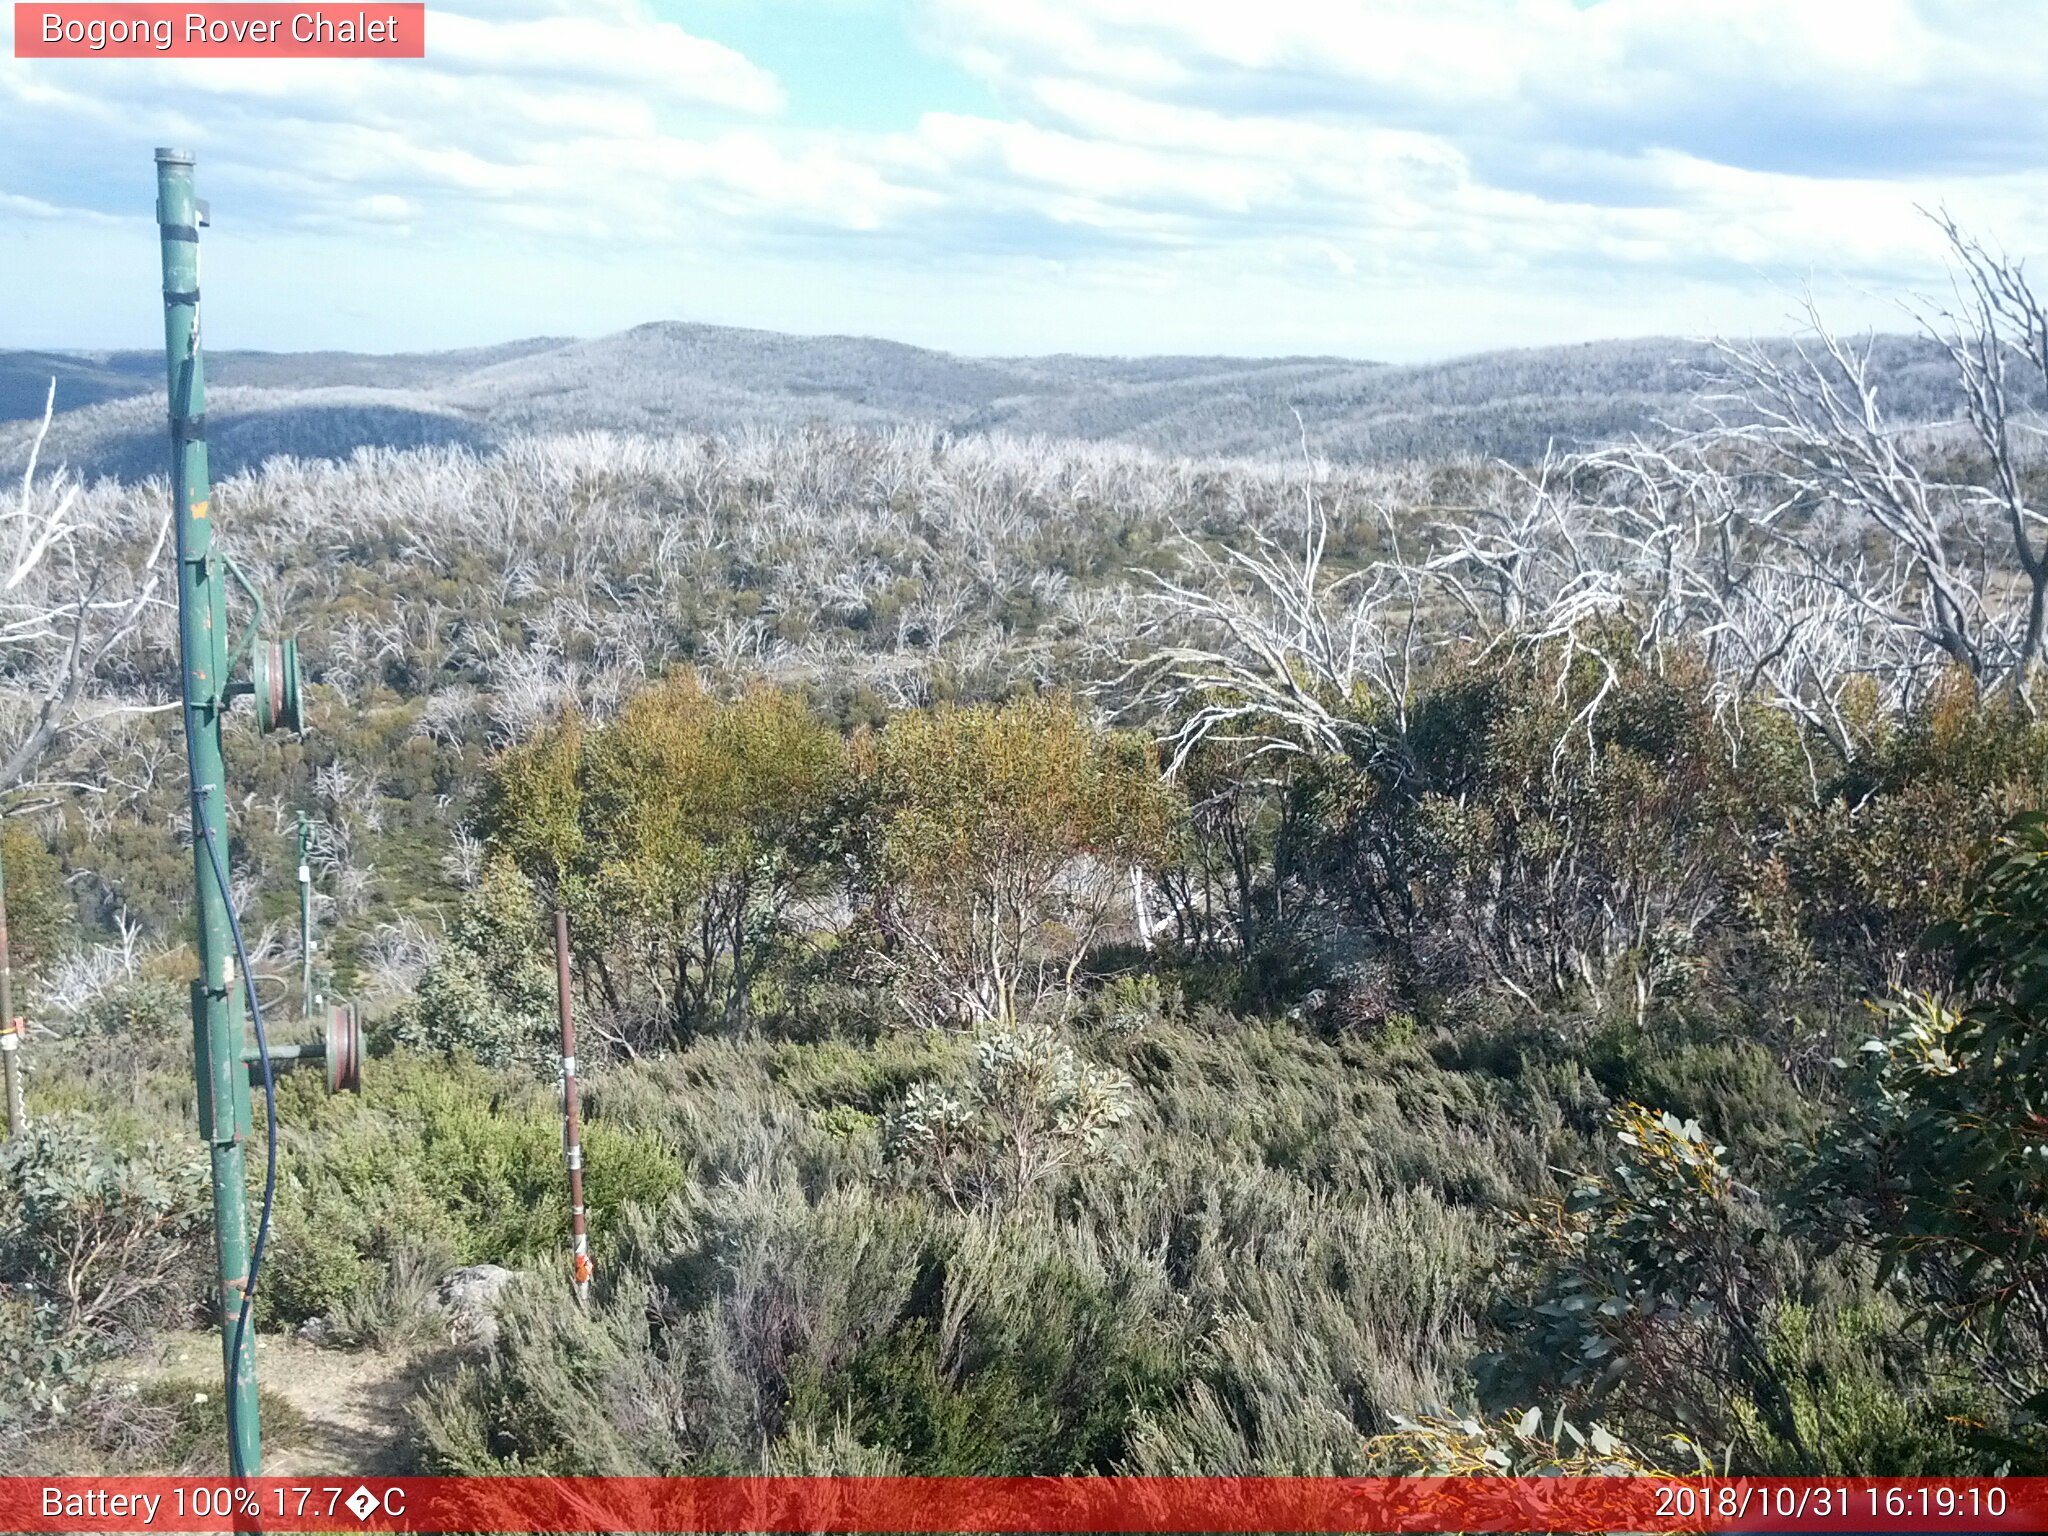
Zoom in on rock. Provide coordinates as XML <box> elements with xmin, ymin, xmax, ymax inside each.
<box><xmin>435</xmin><ymin>1263</ymin><xmax>519</xmax><ymax>1349</ymax></box>
<box><xmin>438</xmin><ymin>1262</ymin><xmax>517</xmax><ymax>1311</ymax></box>
<box><xmin>295</xmin><ymin>1316</ymin><xmax>330</xmax><ymax>1346</ymax></box>
<box><xmin>1284</xmin><ymin>988</ymin><xmax>1329</xmax><ymax>1024</ymax></box>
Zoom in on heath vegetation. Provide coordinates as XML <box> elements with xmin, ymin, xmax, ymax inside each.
<box><xmin>6</xmin><ymin>224</ymin><xmax>2048</xmax><ymax>1475</ymax></box>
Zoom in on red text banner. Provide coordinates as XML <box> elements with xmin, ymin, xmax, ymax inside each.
<box><xmin>1</xmin><ymin>1476</ymin><xmax>2043</xmax><ymax>1533</ymax></box>
<box><xmin>14</xmin><ymin>5</ymin><xmax>425</xmax><ymax>58</ymax></box>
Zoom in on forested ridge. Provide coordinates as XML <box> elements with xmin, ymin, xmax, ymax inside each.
<box><xmin>5</xmin><ymin>242</ymin><xmax>2048</xmax><ymax>1476</ymax></box>
<box><xmin>0</xmin><ymin>326</ymin><xmax>1969</xmax><ymax>481</ymax></box>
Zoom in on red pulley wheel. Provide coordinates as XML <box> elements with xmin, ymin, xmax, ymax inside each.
<box><xmin>324</xmin><ymin>1002</ymin><xmax>361</xmax><ymax>1093</ymax></box>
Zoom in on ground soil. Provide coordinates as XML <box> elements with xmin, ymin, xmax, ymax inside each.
<box><xmin>109</xmin><ymin>1327</ymin><xmax>450</xmax><ymax>1475</ymax></box>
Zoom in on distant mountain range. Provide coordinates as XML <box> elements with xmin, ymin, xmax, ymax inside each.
<box><xmin>0</xmin><ymin>322</ymin><xmax>1964</xmax><ymax>480</ymax></box>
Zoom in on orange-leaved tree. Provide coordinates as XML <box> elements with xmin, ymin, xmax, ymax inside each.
<box><xmin>849</xmin><ymin>694</ymin><xmax>1178</xmax><ymax>1028</ymax></box>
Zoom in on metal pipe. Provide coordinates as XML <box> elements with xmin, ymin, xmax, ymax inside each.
<box><xmin>554</xmin><ymin>907</ymin><xmax>591</xmax><ymax>1309</ymax></box>
<box><xmin>156</xmin><ymin>146</ymin><xmax>260</xmax><ymax>1477</ymax></box>
<box><xmin>242</xmin><ymin>1043</ymin><xmax>319</xmax><ymax>1065</ymax></box>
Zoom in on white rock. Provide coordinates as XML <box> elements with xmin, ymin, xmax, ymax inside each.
<box><xmin>435</xmin><ymin>1264</ymin><xmax>520</xmax><ymax>1349</ymax></box>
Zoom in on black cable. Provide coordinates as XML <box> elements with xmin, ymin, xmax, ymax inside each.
<box><xmin>170</xmin><ymin>309</ymin><xmax>277</xmax><ymax>1479</ymax></box>
<box><xmin>197</xmin><ymin>788</ymin><xmax>277</xmax><ymax>1481</ymax></box>
<box><xmin>176</xmin><ymin>707</ymin><xmax>278</xmax><ymax>1478</ymax></box>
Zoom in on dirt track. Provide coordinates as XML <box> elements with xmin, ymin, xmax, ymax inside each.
<box><xmin>112</xmin><ymin>1328</ymin><xmax>442</xmax><ymax>1475</ymax></box>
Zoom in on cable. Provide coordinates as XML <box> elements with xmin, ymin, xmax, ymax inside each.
<box><xmin>197</xmin><ymin>790</ymin><xmax>277</xmax><ymax>1481</ymax></box>
<box><xmin>170</xmin><ymin>317</ymin><xmax>276</xmax><ymax>1478</ymax></box>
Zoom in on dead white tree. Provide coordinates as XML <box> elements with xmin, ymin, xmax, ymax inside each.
<box><xmin>1916</xmin><ymin>211</ymin><xmax>2048</xmax><ymax>693</ymax></box>
<box><xmin>0</xmin><ymin>381</ymin><xmax>174</xmax><ymax>797</ymax></box>
<box><xmin>1140</xmin><ymin>492</ymin><xmax>1424</xmax><ymax>777</ymax></box>
<box><xmin>1566</xmin><ymin>439</ymin><xmax>1918</xmax><ymax>782</ymax></box>
<box><xmin>1711</xmin><ymin>220</ymin><xmax>2048</xmax><ymax>712</ymax></box>
<box><xmin>1712</xmin><ymin>316</ymin><xmax>1999</xmax><ymax>684</ymax></box>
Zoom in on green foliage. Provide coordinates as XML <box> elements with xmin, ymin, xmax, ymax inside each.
<box><xmin>68</xmin><ymin>973</ymin><xmax>186</xmax><ymax>1041</ymax></box>
<box><xmin>478</xmin><ymin>674</ymin><xmax>848</xmax><ymax>1042</ymax></box>
<box><xmin>1146</xmin><ymin>741</ymin><xmax>1284</xmax><ymax>961</ymax></box>
<box><xmin>394</xmin><ymin>856</ymin><xmax>556</xmax><ymax>1070</ymax></box>
<box><xmin>0</xmin><ymin>1291</ymin><xmax>95</xmax><ymax>1426</ymax></box>
<box><xmin>1585</xmin><ymin>1025</ymin><xmax>1822</xmax><ymax>1175</ymax></box>
<box><xmin>0</xmin><ymin>1115</ymin><xmax>207</xmax><ymax>1443</ymax></box>
<box><xmin>1087</xmin><ymin>972</ymin><xmax>1184</xmax><ymax>1037</ymax></box>
<box><xmin>1807</xmin><ymin>811</ymin><xmax>2048</xmax><ymax>1431</ymax></box>
<box><xmin>796</xmin><ymin>1270</ymin><xmax>1183</xmax><ymax>1475</ymax></box>
<box><xmin>260</xmin><ymin>1049</ymin><xmax>684</xmax><ymax>1326</ymax></box>
<box><xmin>1275</xmin><ymin>643</ymin><xmax>2048</xmax><ymax>1047</ymax></box>
<box><xmin>1298</xmin><ymin>641</ymin><xmax>1799</xmax><ymax>1020</ymax></box>
<box><xmin>0</xmin><ymin>1114</ymin><xmax>206</xmax><ymax>1338</ymax></box>
<box><xmin>419</xmin><ymin>1186</ymin><xmax>1191</xmax><ymax>1476</ymax></box>
<box><xmin>1770</xmin><ymin>674</ymin><xmax>2048</xmax><ymax>995</ymax></box>
<box><xmin>261</xmin><ymin>1182</ymin><xmax>372</xmax><ymax>1326</ymax></box>
<box><xmin>328</xmin><ymin>1239</ymin><xmax>455</xmax><ymax>1352</ymax></box>
<box><xmin>1486</xmin><ymin>1098</ymin><xmax>2001</xmax><ymax>1471</ymax></box>
<box><xmin>815</xmin><ymin>1103</ymin><xmax>878</xmax><ymax>1142</ymax></box>
<box><xmin>851</xmin><ymin>695</ymin><xmax>1179</xmax><ymax>1027</ymax></box>
<box><xmin>475</xmin><ymin>712</ymin><xmax>585</xmax><ymax>889</ymax></box>
<box><xmin>0</xmin><ymin>822</ymin><xmax>73</xmax><ymax>982</ymax></box>
<box><xmin>1482</xmin><ymin>1102</ymin><xmax>1779</xmax><ymax>1449</ymax></box>
<box><xmin>419</xmin><ymin>1011</ymin><xmax>1518</xmax><ymax>1476</ymax></box>
<box><xmin>1723</xmin><ymin>1292</ymin><xmax>1990</xmax><ymax>1475</ymax></box>
<box><xmin>462</xmin><ymin>683</ymin><xmax>1181</xmax><ymax>1048</ymax></box>
<box><xmin>883</xmin><ymin>1021</ymin><xmax>1136</xmax><ymax>1210</ymax></box>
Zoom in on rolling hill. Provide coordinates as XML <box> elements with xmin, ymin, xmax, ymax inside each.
<box><xmin>0</xmin><ymin>323</ymin><xmax>1962</xmax><ymax>480</ymax></box>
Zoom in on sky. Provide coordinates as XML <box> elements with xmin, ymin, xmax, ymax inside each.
<box><xmin>4</xmin><ymin>0</ymin><xmax>2048</xmax><ymax>360</ymax></box>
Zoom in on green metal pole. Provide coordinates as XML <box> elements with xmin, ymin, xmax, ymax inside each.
<box><xmin>297</xmin><ymin>812</ymin><xmax>313</xmax><ymax>1016</ymax></box>
<box><xmin>155</xmin><ymin>147</ymin><xmax>261</xmax><ymax>1477</ymax></box>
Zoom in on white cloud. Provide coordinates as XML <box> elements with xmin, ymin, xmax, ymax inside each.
<box><xmin>891</xmin><ymin>1</ymin><xmax>2048</xmax><ymax>289</ymax></box>
<box><xmin>3</xmin><ymin>0</ymin><xmax>2046</xmax><ymax>356</ymax></box>
<box><xmin>0</xmin><ymin>1</ymin><xmax>920</xmax><ymax>239</ymax></box>
<box><xmin>918</xmin><ymin>0</ymin><xmax>1996</xmax><ymax>156</ymax></box>
<box><xmin>426</xmin><ymin>13</ymin><xmax>783</xmax><ymax>113</ymax></box>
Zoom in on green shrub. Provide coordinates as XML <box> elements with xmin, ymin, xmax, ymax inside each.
<box><xmin>0</xmin><ymin>1115</ymin><xmax>206</xmax><ymax>1339</ymax></box>
<box><xmin>477</xmin><ymin>677</ymin><xmax>848</xmax><ymax>1043</ymax></box>
<box><xmin>393</xmin><ymin>858</ymin><xmax>555</xmax><ymax>1071</ymax></box>
<box><xmin>1805</xmin><ymin>811</ymin><xmax>2048</xmax><ymax>1442</ymax></box>
<box><xmin>1480</xmin><ymin>1103</ymin><xmax>1781</xmax><ymax>1452</ymax></box>
<box><xmin>848</xmin><ymin>696</ymin><xmax>1178</xmax><ymax>1028</ymax></box>
<box><xmin>259</xmin><ymin>1182</ymin><xmax>374</xmax><ymax>1327</ymax></box>
<box><xmin>1771</xmin><ymin>678</ymin><xmax>2048</xmax><ymax>1000</ymax></box>
<box><xmin>882</xmin><ymin>1022</ymin><xmax>1135</xmax><ymax>1211</ymax></box>
<box><xmin>0</xmin><ymin>823</ymin><xmax>75</xmax><ymax>980</ymax></box>
<box><xmin>1724</xmin><ymin>1292</ymin><xmax>1991</xmax><ymax>1475</ymax></box>
<box><xmin>1586</xmin><ymin>1026</ymin><xmax>1822</xmax><ymax>1174</ymax></box>
<box><xmin>0</xmin><ymin>1291</ymin><xmax>96</xmax><ymax>1427</ymax></box>
<box><xmin>1087</xmin><ymin>973</ymin><xmax>1183</xmax><ymax>1037</ymax></box>
<box><xmin>1294</xmin><ymin>641</ymin><xmax>1798</xmax><ymax>1021</ymax></box>
<box><xmin>329</xmin><ymin>1238</ymin><xmax>455</xmax><ymax>1351</ymax></box>
<box><xmin>420</xmin><ymin>1184</ymin><xmax>1190</xmax><ymax>1476</ymax></box>
<box><xmin>68</xmin><ymin>975</ymin><xmax>186</xmax><ymax>1040</ymax></box>
<box><xmin>261</xmin><ymin>1050</ymin><xmax>684</xmax><ymax>1326</ymax></box>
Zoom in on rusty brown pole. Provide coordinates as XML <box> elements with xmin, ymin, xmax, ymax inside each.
<box><xmin>1</xmin><ymin>1022</ymin><xmax>22</xmax><ymax>1142</ymax></box>
<box><xmin>553</xmin><ymin>906</ymin><xmax>591</xmax><ymax>1309</ymax></box>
